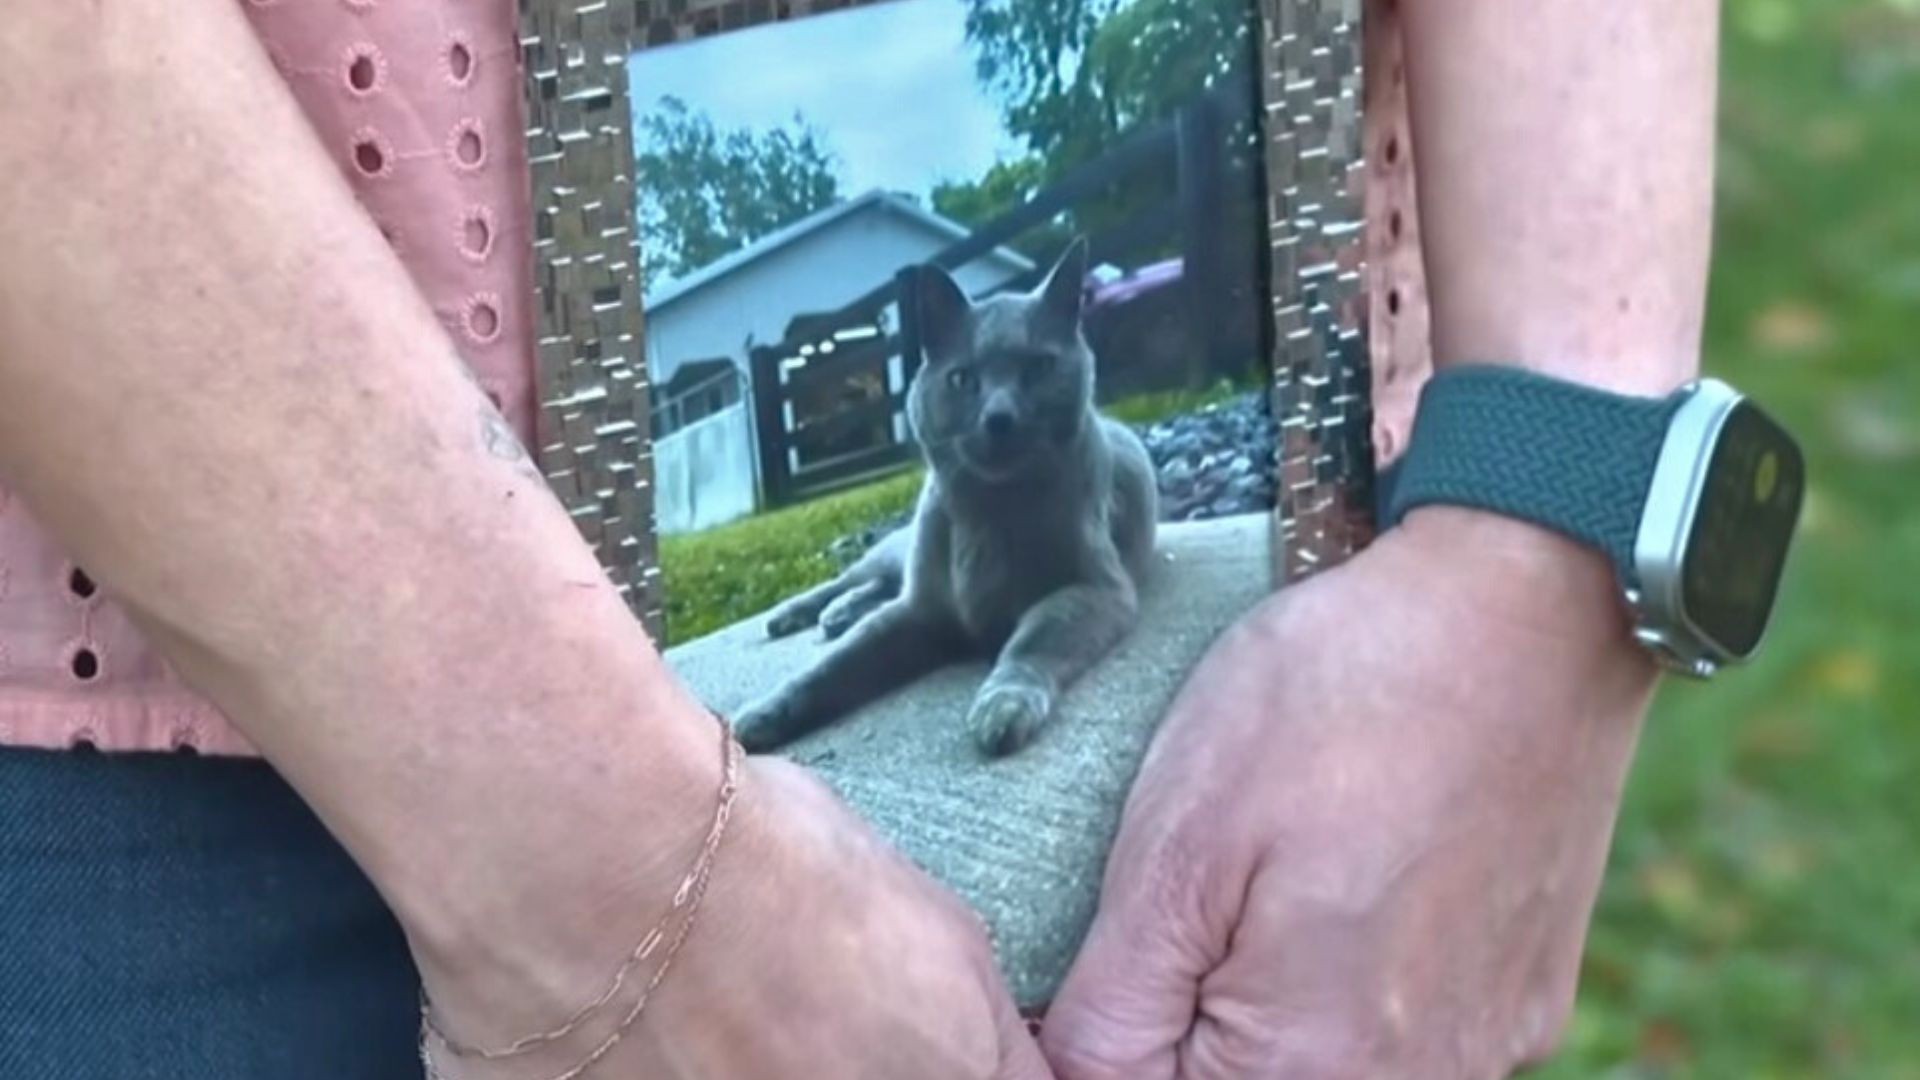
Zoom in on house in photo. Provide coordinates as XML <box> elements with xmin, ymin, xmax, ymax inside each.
<box><xmin>644</xmin><ymin>189</ymin><xmax>1035</xmax><ymax>534</ymax></box>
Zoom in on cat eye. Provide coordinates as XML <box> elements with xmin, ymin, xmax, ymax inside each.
<box><xmin>946</xmin><ymin>367</ymin><xmax>976</xmax><ymax>391</ymax></box>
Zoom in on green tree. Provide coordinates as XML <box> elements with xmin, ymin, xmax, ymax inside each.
<box><xmin>931</xmin><ymin>157</ymin><xmax>1044</xmax><ymax>228</ymax></box>
<box><xmin>955</xmin><ymin>0</ymin><xmax>1270</xmax><ymax>387</ymax></box>
<box><xmin>962</xmin><ymin>0</ymin><xmax>1255</xmax><ymax>173</ymax></box>
<box><xmin>634</xmin><ymin>96</ymin><xmax>842</xmax><ymax>290</ymax></box>
<box><xmin>953</xmin><ymin>0</ymin><xmax>1261</xmax><ymax>254</ymax></box>
<box><xmin>929</xmin><ymin>156</ymin><xmax>1072</xmax><ymax>261</ymax></box>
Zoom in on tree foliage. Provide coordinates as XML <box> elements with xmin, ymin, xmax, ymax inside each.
<box><xmin>965</xmin><ymin>0</ymin><xmax>1254</xmax><ymax>170</ymax></box>
<box><xmin>952</xmin><ymin>0</ymin><xmax>1260</xmax><ymax>245</ymax></box>
<box><xmin>635</xmin><ymin>96</ymin><xmax>842</xmax><ymax>290</ymax></box>
<box><xmin>929</xmin><ymin>156</ymin><xmax>1070</xmax><ymax>260</ymax></box>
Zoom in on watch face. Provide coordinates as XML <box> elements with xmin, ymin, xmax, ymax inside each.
<box><xmin>1680</xmin><ymin>399</ymin><xmax>1805</xmax><ymax>658</ymax></box>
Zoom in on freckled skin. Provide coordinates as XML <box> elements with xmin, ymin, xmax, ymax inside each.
<box><xmin>743</xmin><ymin>239</ymin><xmax>1157</xmax><ymax>757</ymax></box>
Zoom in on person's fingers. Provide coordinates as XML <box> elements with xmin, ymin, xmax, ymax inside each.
<box><xmin>1179</xmin><ymin>1015</ymin><xmax>1329</xmax><ymax>1080</ymax></box>
<box><xmin>1174</xmin><ymin>862</ymin><xmax>1389</xmax><ymax>1080</ymax></box>
<box><xmin>996</xmin><ymin>1023</ymin><xmax>1059</xmax><ymax>1080</ymax></box>
<box><xmin>1176</xmin><ymin>984</ymin><xmax>1316</xmax><ymax>1080</ymax></box>
<box><xmin>1176</xmin><ymin>995</ymin><xmax>1370</xmax><ymax>1080</ymax></box>
<box><xmin>1039</xmin><ymin>850</ymin><xmax>1214</xmax><ymax>1080</ymax></box>
<box><xmin>990</xmin><ymin>983</ymin><xmax>1058</xmax><ymax>1080</ymax></box>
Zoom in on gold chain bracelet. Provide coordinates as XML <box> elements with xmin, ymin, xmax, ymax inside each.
<box><xmin>420</xmin><ymin>711</ymin><xmax>743</xmax><ymax>1080</ymax></box>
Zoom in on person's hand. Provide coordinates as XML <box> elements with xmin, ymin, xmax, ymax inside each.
<box><xmin>422</xmin><ymin>756</ymin><xmax>1053</xmax><ymax>1080</ymax></box>
<box><xmin>1040</xmin><ymin>507</ymin><xmax>1660</xmax><ymax>1079</ymax></box>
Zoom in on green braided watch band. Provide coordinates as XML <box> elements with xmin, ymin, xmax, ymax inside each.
<box><xmin>1383</xmin><ymin>364</ymin><xmax>1685</xmax><ymax>576</ymax></box>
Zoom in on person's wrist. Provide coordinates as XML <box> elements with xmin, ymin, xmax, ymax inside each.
<box><xmin>399</xmin><ymin>696</ymin><xmax>739</xmax><ymax>1059</ymax></box>
<box><xmin>1359</xmin><ymin>505</ymin><xmax>1664</xmax><ymax>769</ymax></box>
<box><xmin>1386</xmin><ymin>349</ymin><xmax>1711</xmax><ymax>686</ymax></box>
<box><xmin>1388</xmin><ymin>504</ymin><xmax>1655</xmax><ymax>679</ymax></box>
<box><xmin>412</xmin><ymin>744</ymin><xmax>790</xmax><ymax>1080</ymax></box>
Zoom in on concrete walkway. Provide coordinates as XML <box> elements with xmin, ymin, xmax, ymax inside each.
<box><xmin>666</xmin><ymin>512</ymin><xmax>1274</xmax><ymax>1007</ymax></box>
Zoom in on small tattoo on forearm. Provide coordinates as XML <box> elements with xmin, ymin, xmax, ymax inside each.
<box><xmin>480</xmin><ymin>407</ymin><xmax>545</xmax><ymax>484</ymax></box>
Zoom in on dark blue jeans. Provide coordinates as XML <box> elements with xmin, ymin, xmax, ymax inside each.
<box><xmin>0</xmin><ymin>747</ymin><xmax>421</xmax><ymax>1078</ymax></box>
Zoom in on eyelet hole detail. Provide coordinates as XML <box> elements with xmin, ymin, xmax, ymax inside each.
<box><xmin>447</xmin><ymin>36</ymin><xmax>476</xmax><ymax>86</ymax></box>
<box><xmin>459</xmin><ymin>205</ymin><xmax>496</xmax><ymax>263</ymax></box>
<box><xmin>464</xmin><ymin>294</ymin><xmax>502</xmax><ymax>344</ymax></box>
<box><xmin>448</xmin><ymin>119</ymin><xmax>487</xmax><ymax>172</ymax></box>
<box><xmin>1386</xmin><ymin>288</ymin><xmax>1402</xmax><ymax>316</ymax></box>
<box><xmin>68</xmin><ymin>643</ymin><xmax>102</xmax><ymax>682</ymax></box>
<box><xmin>351</xmin><ymin>128</ymin><xmax>394</xmax><ymax>178</ymax></box>
<box><xmin>67</xmin><ymin>565</ymin><xmax>98</xmax><ymax>602</ymax></box>
<box><xmin>345</xmin><ymin>44</ymin><xmax>385</xmax><ymax>96</ymax></box>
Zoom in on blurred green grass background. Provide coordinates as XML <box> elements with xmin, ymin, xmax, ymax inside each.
<box><xmin>1531</xmin><ymin>1</ymin><xmax>1920</xmax><ymax>1075</ymax></box>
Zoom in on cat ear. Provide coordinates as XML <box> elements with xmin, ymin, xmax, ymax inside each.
<box><xmin>1036</xmin><ymin>236</ymin><xmax>1089</xmax><ymax>333</ymax></box>
<box><xmin>916</xmin><ymin>263</ymin><xmax>972</xmax><ymax>360</ymax></box>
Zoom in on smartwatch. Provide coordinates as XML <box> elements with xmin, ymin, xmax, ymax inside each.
<box><xmin>1380</xmin><ymin>364</ymin><xmax>1806</xmax><ymax>678</ymax></box>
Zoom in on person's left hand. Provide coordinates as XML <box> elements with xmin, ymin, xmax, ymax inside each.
<box><xmin>1039</xmin><ymin>507</ymin><xmax>1661</xmax><ymax>1079</ymax></box>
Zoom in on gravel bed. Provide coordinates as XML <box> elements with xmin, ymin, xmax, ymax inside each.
<box><xmin>826</xmin><ymin>392</ymin><xmax>1277</xmax><ymax>567</ymax></box>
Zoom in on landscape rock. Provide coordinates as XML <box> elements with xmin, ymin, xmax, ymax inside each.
<box><xmin>1137</xmin><ymin>391</ymin><xmax>1278</xmax><ymax>522</ymax></box>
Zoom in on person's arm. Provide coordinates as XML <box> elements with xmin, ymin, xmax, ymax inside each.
<box><xmin>1041</xmin><ymin>2</ymin><xmax>1718</xmax><ymax>1078</ymax></box>
<box><xmin>0</xmin><ymin>6</ymin><xmax>1049</xmax><ymax>1077</ymax></box>
<box><xmin>1405</xmin><ymin>0</ymin><xmax>1716</xmax><ymax>397</ymax></box>
<box><xmin>0</xmin><ymin>0</ymin><xmax>719</xmax><ymax>1018</ymax></box>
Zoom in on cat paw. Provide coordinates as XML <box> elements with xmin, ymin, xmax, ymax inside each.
<box><xmin>817</xmin><ymin>580</ymin><xmax>891</xmax><ymax>642</ymax></box>
<box><xmin>967</xmin><ymin>681</ymin><xmax>1054</xmax><ymax>757</ymax></box>
<box><xmin>817</xmin><ymin>605</ymin><xmax>858</xmax><ymax>641</ymax></box>
<box><xmin>733</xmin><ymin>696</ymin><xmax>801</xmax><ymax>753</ymax></box>
<box><xmin>765</xmin><ymin>607</ymin><xmax>814</xmax><ymax>639</ymax></box>
<box><xmin>818</xmin><ymin>596</ymin><xmax>878</xmax><ymax>641</ymax></box>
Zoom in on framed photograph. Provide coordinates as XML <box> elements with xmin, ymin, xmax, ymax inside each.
<box><xmin>514</xmin><ymin>0</ymin><xmax>1368</xmax><ymax>1008</ymax></box>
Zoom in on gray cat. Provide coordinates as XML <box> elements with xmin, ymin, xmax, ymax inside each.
<box><xmin>734</xmin><ymin>239</ymin><xmax>1158</xmax><ymax>757</ymax></box>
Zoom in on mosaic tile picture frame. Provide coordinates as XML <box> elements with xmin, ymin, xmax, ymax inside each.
<box><xmin>513</xmin><ymin>0</ymin><xmax>1373</xmax><ymax>642</ymax></box>
<box><xmin>512</xmin><ymin>0</ymin><xmax>1375</xmax><ymax>1008</ymax></box>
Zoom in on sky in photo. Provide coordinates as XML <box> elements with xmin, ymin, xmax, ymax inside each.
<box><xmin>625</xmin><ymin>0</ymin><xmax>1023</xmax><ymax>200</ymax></box>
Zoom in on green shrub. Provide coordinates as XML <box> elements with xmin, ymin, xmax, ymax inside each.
<box><xmin>659</xmin><ymin>469</ymin><xmax>923</xmax><ymax>645</ymax></box>
<box><xmin>1102</xmin><ymin>377</ymin><xmax>1251</xmax><ymax>425</ymax></box>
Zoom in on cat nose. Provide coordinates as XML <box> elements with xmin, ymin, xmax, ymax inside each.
<box><xmin>983</xmin><ymin>407</ymin><xmax>1017</xmax><ymax>439</ymax></box>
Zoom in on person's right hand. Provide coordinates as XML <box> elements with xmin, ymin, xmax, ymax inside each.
<box><xmin>423</xmin><ymin>756</ymin><xmax>1054</xmax><ymax>1080</ymax></box>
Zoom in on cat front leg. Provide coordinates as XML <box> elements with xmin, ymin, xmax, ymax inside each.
<box><xmin>735</xmin><ymin>598</ymin><xmax>961</xmax><ymax>752</ymax></box>
<box><xmin>767</xmin><ymin>527</ymin><xmax>910</xmax><ymax>639</ymax></box>
<box><xmin>969</xmin><ymin>582</ymin><xmax>1137</xmax><ymax>756</ymax></box>
<box><xmin>764</xmin><ymin>574</ymin><xmax>858</xmax><ymax>638</ymax></box>
<box><xmin>817</xmin><ymin>577</ymin><xmax>895</xmax><ymax>640</ymax></box>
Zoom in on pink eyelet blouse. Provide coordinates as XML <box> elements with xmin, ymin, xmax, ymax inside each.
<box><xmin>0</xmin><ymin>0</ymin><xmax>535</xmax><ymax>756</ymax></box>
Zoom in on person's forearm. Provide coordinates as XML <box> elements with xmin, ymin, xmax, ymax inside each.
<box><xmin>1401</xmin><ymin>0</ymin><xmax>1720</xmax><ymax>395</ymax></box>
<box><xmin>0</xmin><ymin>0</ymin><xmax>716</xmax><ymax>995</ymax></box>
